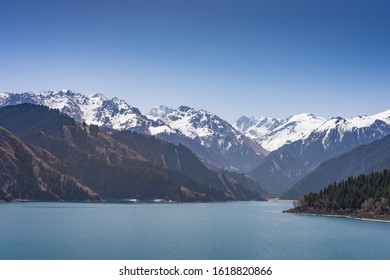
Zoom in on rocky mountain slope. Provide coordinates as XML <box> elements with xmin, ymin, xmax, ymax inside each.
<box><xmin>249</xmin><ymin>111</ymin><xmax>390</xmax><ymax>195</ymax></box>
<box><xmin>3</xmin><ymin>89</ymin><xmax>390</xmax><ymax>197</ymax></box>
<box><xmin>149</xmin><ymin>105</ymin><xmax>269</xmax><ymax>172</ymax></box>
<box><xmin>112</xmin><ymin>130</ymin><xmax>266</xmax><ymax>199</ymax></box>
<box><xmin>0</xmin><ymin>104</ymin><xmax>266</xmax><ymax>202</ymax></box>
<box><xmin>0</xmin><ymin>126</ymin><xmax>100</xmax><ymax>202</ymax></box>
<box><xmin>234</xmin><ymin>114</ymin><xmax>326</xmax><ymax>151</ymax></box>
<box><xmin>283</xmin><ymin>134</ymin><xmax>390</xmax><ymax>199</ymax></box>
<box><xmin>0</xmin><ymin>90</ymin><xmax>268</xmax><ymax>172</ymax></box>
<box><xmin>0</xmin><ymin>90</ymin><xmax>156</xmax><ymax>133</ymax></box>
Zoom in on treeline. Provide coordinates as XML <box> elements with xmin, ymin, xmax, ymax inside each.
<box><xmin>295</xmin><ymin>169</ymin><xmax>390</xmax><ymax>214</ymax></box>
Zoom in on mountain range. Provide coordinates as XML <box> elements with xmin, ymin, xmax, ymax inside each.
<box><xmin>2</xmin><ymin>89</ymin><xmax>390</xmax><ymax>200</ymax></box>
<box><xmin>249</xmin><ymin>112</ymin><xmax>390</xmax><ymax>195</ymax></box>
<box><xmin>0</xmin><ymin>104</ymin><xmax>266</xmax><ymax>202</ymax></box>
<box><xmin>283</xmin><ymin>134</ymin><xmax>390</xmax><ymax>199</ymax></box>
<box><xmin>0</xmin><ymin>125</ymin><xmax>100</xmax><ymax>202</ymax></box>
<box><xmin>0</xmin><ymin>90</ymin><xmax>268</xmax><ymax>173</ymax></box>
<box><xmin>234</xmin><ymin>113</ymin><xmax>326</xmax><ymax>151</ymax></box>
<box><xmin>147</xmin><ymin>105</ymin><xmax>269</xmax><ymax>172</ymax></box>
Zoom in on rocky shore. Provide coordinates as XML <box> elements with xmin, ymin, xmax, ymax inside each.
<box><xmin>283</xmin><ymin>207</ymin><xmax>390</xmax><ymax>222</ymax></box>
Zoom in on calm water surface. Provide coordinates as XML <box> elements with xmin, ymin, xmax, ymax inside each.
<box><xmin>1</xmin><ymin>201</ymin><xmax>390</xmax><ymax>260</ymax></box>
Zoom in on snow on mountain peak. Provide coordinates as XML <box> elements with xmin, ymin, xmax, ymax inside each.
<box><xmin>3</xmin><ymin>89</ymin><xmax>390</xmax><ymax>171</ymax></box>
<box><xmin>89</xmin><ymin>92</ymin><xmax>107</xmax><ymax>100</ymax></box>
<box><xmin>239</xmin><ymin>109</ymin><xmax>390</xmax><ymax>152</ymax></box>
<box><xmin>305</xmin><ymin>110</ymin><xmax>390</xmax><ymax>149</ymax></box>
<box><xmin>349</xmin><ymin>110</ymin><xmax>390</xmax><ymax>128</ymax></box>
<box><xmin>235</xmin><ymin>113</ymin><xmax>325</xmax><ymax>151</ymax></box>
<box><xmin>0</xmin><ymin>92</ymin><xmax>9</xmax><ymax>102</ymax></box>
<box><xmin>0</xmin><ymin>90</ymin><xmax>150</xmax><ymax>131</ymax></box>
<box><xmin>286</xmin><ymin>113</ymin><xmax>318</xmax><ymax>122</ymax></box>
<box><xmin>235</xmin><ymin>116</ymin><xmax>282</xmax><ymax>132</ymax></box>
<box><xmin>177</xmin><ymin>105</ymin><xmax>194</xmax><ymax>113</ymax></box>
<box><xmin>154</xmin><ymin>106</ymin><xmax>260</xmax><ymax>153</ymax></box>
<box><xmin>160</xmin><ymin>106</ymin><xmax>215</xmax><ymax>140</ymax></box>
<box><xmin>148</xmin><ymin>105</ymin><xmax>174</xmax><ymax>119</ymax></box>
<box><xmin>147</xmin><ymin>105</ymin><xmax>269</xmax><ymax>171</ymax></box>
<box><xmin>315</xmin><ymin>110</ymin><xmax>390</xmax><ymax>134</ymax></box>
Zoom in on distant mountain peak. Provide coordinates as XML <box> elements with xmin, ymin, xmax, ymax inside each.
<box><xmin>235</xmin><ymin>113</ymin><xmax>325</xmax><ymax>151</ymax></box>
<box><xmin>314</xmin><ymin>110</ymin><xmax>390</xmax><ymax>135</ymax></box>
<box><xmin>49</xmin><ymin>89</ymin><xmax>77</xmax><ymax>96</ymax></box>
<box><xmin>330</xmin><ymin>116</ymin><xmax>345</xmax><ymax>121</ymax></box>
<box><xmin>148</xmin><ymin>105</ymin><xmax>174</xmax><ymax>119</ymax></box>
<box><xmin>237</xmin><ymin>110</ymin><xmax>390</xmax><ymax>153</ymax></box>
<box><xmin>178</xmin><ymin>105</ymin><xmax>194</xmax><ymax>112</ymax></box>
<box><xmin>286</xmin><ymin>113</ymin><xmax>318</xmax><ymax>121</ymax></box>
<box><xmin>153</xmin><ymin>105</ymin><xmax>268</xmax><ymax>171</ymax></box>
<box><xmin>0</xmin><ymin>90</ymin><xmax>148</xmax><ymax>131</ymax></box>
<box><xmin>249</xmin><ymin>108</ymin><xmax>390</xmax><ymax>195</ymax></box>
<box><xmin>89</xmin><ymin>92</ymin><xmax>107</xmax><ymax>100</ymax></box>
<box><xmin>0</xmin><ymin>91</ymin><xmax>267</xmax><ymax>172</ymax></box>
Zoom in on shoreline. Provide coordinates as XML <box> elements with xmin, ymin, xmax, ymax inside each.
<box><xmin>0</xmin><ymin>199</ymin><xmax>268</xmax><ymax>204</ymax></box>
<box><xmin>284</xmin><ymin>208</ymin><xmax>390</xmax><ymax>223</ymax></box>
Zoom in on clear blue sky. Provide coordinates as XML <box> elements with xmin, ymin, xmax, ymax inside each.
<box><xmin>1</xmin><ymin>0</ymin><xmax>389</xmax><ymax>122</ymax></box>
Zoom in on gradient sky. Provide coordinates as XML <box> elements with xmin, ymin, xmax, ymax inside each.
<box><xmin>1</xmin><ymin>0</ymin><xmax>389</xmax><ymax>123</ymax></box>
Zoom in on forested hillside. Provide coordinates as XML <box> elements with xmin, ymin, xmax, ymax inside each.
<box><xmin>286</xmin><ymin>170</ymin><xmax>390</xmax><ymax>220</ymax></box>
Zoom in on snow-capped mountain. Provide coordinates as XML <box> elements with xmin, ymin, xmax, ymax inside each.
<box><xmin>148</xmin><ymin>105</ymin><xmax>174</xmax><ymax>120</ymax></box>
<box><xmin>311</xmin><ymin>111</ymin><xmax>390</xmax><ymax>149</ymax></box>
<box><xmin>249</xmin><ymin>110</ymin><xmax>390</xmax><ymax>195</ymax></box>
<box><xmin>235</xmin><ymin>116</ymin><xmax>282</xmax><ymax>140</ymax></box>
<box><xmin>150</xmin><ymin>105</ymin><xmax>269</xmax><ymax>172</ymax></box>
<box><xmin>235</xmin><ymin>113</ymin><xmax>326</xmax><ymax>151</ymax></box>
<box><xmin>163</xmin><ymin>106</ymin><xmax>243</xmax><ymax>146</ymax></box>
<box><xmin>283</xmin><ymin>133</ymin><xmax>390</xmax><ymax>200</ymax></box>
<box><xmin>4</xmin><ymin>89</ymin><xmax>390</xmax><ymax>182</ymax></box>
<box><xmin>0</xmin><ymin>90</ymin><xmax>158</xmax><ymax>134</ymax></box>
<box><xmin>0</xmin><ymin>91</ymin><xmax>268</xmax><ymax>172</ymax></box>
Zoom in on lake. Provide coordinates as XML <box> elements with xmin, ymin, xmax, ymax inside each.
<box><xmin>1</xmin><ymin>201</ymin><xmax>390</xmax><ymax>260</ymax></box>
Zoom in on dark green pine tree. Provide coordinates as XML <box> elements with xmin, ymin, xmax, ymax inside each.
<box><xmin>12</xmin><ymin>143</ymin><xmax>40</xmax><ymax>199</ymax></box>
<box><xmin>297</xmin><ymin>169</ymin><xmax>390</xmax><ymax>214</ymax></box>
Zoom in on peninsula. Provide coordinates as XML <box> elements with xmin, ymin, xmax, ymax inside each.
<box><xmin>284</xmin><ymin>170</ymin><xmax>390</xmax><ymax>222</ymax></box>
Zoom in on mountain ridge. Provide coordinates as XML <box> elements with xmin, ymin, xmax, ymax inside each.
<box><xmin>152</xmin><ymin>105</ymin><xmax>269</xmax><ymax>172</ymax></box>
<box><xmin>234</xmin><ymin>113</ymin><xmax>326</xmax><ymax>151</ymax></box>
<box><xmin>249</xmin><ymin>110</ymin><xmax>390</xmax><ymax>195</ymax></box>
<box><xmin>285</xmin><ymin>169</ymin><xmax>390</xmax><ymax>221</ymax></box>
<box><xmin>282</xmin><ymin>134</ymin><xmax>390</xmax><ymax>199</ymax></box>
<box><xmin>0</xmin><ymin>91</ymin><xmax>268</xmax><ymax>172</ymax></box>
<box><xmin>0</xmin><ymin>104</ymin><xmax>267</xmax><ymax>202</ymax></box>
<box><xmin>3</xmin><ymin>89</ymin><xmax>390</xmax><ymax>192</ymax></box>
<box><xmin>0</xmin><ymin>125</ymin><xmax>100</xmax><ymax>202</ymax></box>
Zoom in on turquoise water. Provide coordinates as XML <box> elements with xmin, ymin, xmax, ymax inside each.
<box><xmin>1</xmin><ymin>201</ymin><xmax>390</xmax><ymax>260</ymax></box>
